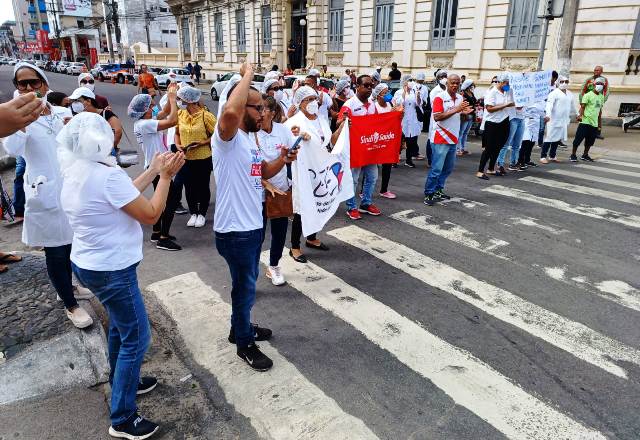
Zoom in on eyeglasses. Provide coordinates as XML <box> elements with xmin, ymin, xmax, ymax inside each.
<box><xmin>559</xmin><ymin>80</ymin><xmax>569</xmax><ymax>84</ymax></box>
<box><xmin>16</xmin><ymin>78</ymin><xmax>43</xmax><ymax>91</ymax></box>
<box><xmin>80</xmin><ymin>79</ymin><xmax>95</xmax><ymax>85</ymax></box>
<box><xmin>246</xmin><ymin>104</ymin><xmax>264</xmax><ymax>113</ymax></box>
<box><xmin>491</xmin><ymin>80</ymin><xmax>499</xmax><ymax>83</ymax></box>
<box><xmin>269</xmin><ymin>86</ymin><xmax>283</xmax><ymax>91</ymax></box>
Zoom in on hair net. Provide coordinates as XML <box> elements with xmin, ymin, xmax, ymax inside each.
<box><xmin>128</xmin><ymin>94</ymin><xmax>152</xmax><ymax>120</ymax></box>
<box><xmin>177</xmin><ymin>85</ymin><xmax>202</xmax><ymax>103</ymax></box>
<box><xmin>434</xmin><ymin>69</ymin><xmax>448</xmax><ymax>79</ymax></box>
<box><xmin>401</xmin><ymin>74</ymin><xmax>413</xmax><ymax>85</ymax></box>
<box><xmin>415</xmin><ymin>72</ymin><xmax>426</xmax><ymax>81</ymax></box>
<box><xmin>69</xmin><ymin>87</ymin><xmax>95</xmax><ymax>100</ymax></box>
<box><xmin>339</xmin><ymin>75</ymin><xmax>350</xmax><ymax>82</ymax></box>
<box><xmin>13</xmin><ymin>61</ymin><xmax>49</xmax><ymax>86</ymax></box>
<box><xmin>77</xmin><ymin>72</ymin><xmax>94</xmax><ymax>86</ymax></box>
<box><xmin>371</xmin><ymin>83</ymin><xmax>389</xmax><ymax>99</ymax></box>
<box><xmin>264</xmin><ymin>71</ymin><xmax>281</xmax><ymax>82</ymax></box>
<box><xmin>371</xmin><ymin>71</ymin><xmax>381</xmax><ymax>82</ymax></box>
<box><xmin>217</xmin><ymin>73</ymin><xmax>242</xmax><ymax>120</ymax></box>
<box><xmin>335</xmin><ymin>79</ymin><xmax>351</xmax><ymax>95</ymax></box>
<box><xmin>461</xmin><ymin>79</ymin><xmax>474</xmax><ymax>91</ymax></box>
<box><xmin>262</xmin><ymin>78</ymin><xmax>279</xmax><ymax>93</ymax></box>
<box><xmin>293</xmin><ymin>85</ymin><xmax>318</xmax><ymax>107</ymax></box>
<box><xmin>497</xmin><ymin>72</ymin><xmax>510</xmax><ymax>82</ymax></box>
<box><xmin>308</xmin><ymin>68</ymin><xmax>320</xmax><ymax>77</ymax></box>
<box><xmin>57</xmin><ymin>112</ymin><xmax>116</xmax><ymax>173</ymax></box>
<box><xmin>558</xmin><ymin>75</ymin><xmax>569</xmax><ymax>82</ymax></box>
<box><xmin>594</xmin><ymin>76</ymin><xmax>606</xmax><ymax>85</ymax></box>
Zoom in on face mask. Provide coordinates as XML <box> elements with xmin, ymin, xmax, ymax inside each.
<box><xmin>558</xmin><ymin>82</ymin><xmax>568</xmax><ymax>90</ymax></box>
<box><xmin>81</xmin><ymin>82</ymin><xmax>95</xmax><ymax>92</ymax></box>
<box><xmin>383</xmin><ymin>93</ymin><xmax>393</xmax><ymax>103</ymax></box>
<box><xmin>305</xmin><ymin>100</ymin><xmax>319</xmax><ymax>115</ymax></box>
<box><xmin>152</xmin><ymin>105</ymin><xmax>159</xmax><ymax>118</ymax></box>
<box><xmin>439</xmin><ymin>78</ymin><xmax>447</xmax><ymax>86</ymax></box>
<box><xmin>177</xmin><ymin>101</ymin><xmax>187</xmax><ymax>110</ymax></box>
<box><xmin>71</xmin><ymin>101</ymin><xmax>85</xmax><ymax>114</ymax></box>
<box><xmin>595</xmin><ymin>84</ymin><xmax>604</xmax><ymax>92</ymax></box>
<box><xmin>407</xmin><ymin>81</ymin><xmax>415</xmax><ymax>90</ymax></box>
<box><xmin>274</xmin><ymin>90</ymin><xmax>284</xmax><ymax>102</ymax></box>
<box><xmin>502</xmin><ymin>84</ymin><xmax>510</xmax><ymax>92</ymax></box>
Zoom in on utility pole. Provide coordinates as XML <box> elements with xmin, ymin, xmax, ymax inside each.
<box><xmin>110</xmin><ymin>0</ymin><xmax>123</xmax><ymax>63</ymax></box>
<box><xmin>536</xmin><ymin>0</ymin><xmax>565</xmax><ymax>71</ymax></box>
<box><xmin>103</xmin><ymin>0</ymin><xmax>115</xmax><ymax>62</ymax></box>
<box><xmin>47</xmin><ymin>0</ymin><xmax>64</xmax><ymax>60</ymax></box>
<box><xmin>556</xmin><ymin>0</ymin><xmax>580</xmax><ymax>77</ymax></box>
<box><xmin>142</xmin><ymin>0</ymin><xmax>152</xmax><ymax>53</ymax></box>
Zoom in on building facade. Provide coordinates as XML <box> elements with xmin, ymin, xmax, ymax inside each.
<box><xmin>11</xmin><ymin>0</ymin><xmax>51</xmax><ymax>58</ymax></box>
<box><xmin>110</xmin><ymin>0</ymin><xmax>179</xmax><ymax>53</ymax></box>
<box><xmin>166</xmin><ymin>0</ymin><xmax>640</xmax><ymax>119</ymax></box>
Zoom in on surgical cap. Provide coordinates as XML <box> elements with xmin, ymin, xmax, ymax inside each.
<box><xmin>308</xmin><ymin>68</ymin><xmax>320</xmax><ymax>77</ymax></box>
<box><xmin>69</xmin><ymin>87</ymin><xmax>95</xmax><ymax>100</ymax></box>
<box><xmin>262</xmin><ymin>78</ymin><xmax>279</xmax><ymax>93</ymax></box>
<box><xmin>371</xmin><ymin>71</ymin><xmax>381</xmax><ymax>82</ymax></box>
<box><xmin>177</xmin><ymin>85</ymin><xmax>202</xmax><ymax>104</ymax></box>
<box><xmin>293</xmin><ymin>85</ymin><xmax>318</xmax><ymax>107</ymax></box>
<box><xmin>371</xmin><ymin>83</ymin><xmax>389</xmax><ymax>99</ymax></box>
<box><xmin>127</xmin><ymin>94</ymin><xmax>152</xmax><ymax>120</ymax></box>
<box><xmin>461</xmin><ymin>79</ymin><xmax>474</xmax><ymax>91</ymax></box>
<box><xmin>264</xmin><ymin>71</ymin><xmax>281</xmax><ymax>82</ymax></box>
<box><xmin>594</xmin><ymin>76</ymin><xmax>606</xmax><ymax>85</ymax></box>
<box><xmin>434</xmin><ymin>69</ymin><xmax>448</xmax><ymax>79</ymax></box>
<box><xmin>13</xmin><ymin>61</ymin><xmax>49</xmax><ymax>86</ymax></box>
<box><xmin>335</xmin><ymin>79</ymin><xmax>350</xmax><ymax>95</ymax></box>
<box><xmin>401</xmin><ymin>74</ymin><xmax>413</xmax><ymax>85</ymax></box>
<box><xmin>77</xmin><ymin>72</ymin><xmax>94</xmax><ymax>86</ymax></box>
<box><xmin>57</xmin><ymin>112</ymin><xmax>115</xmax><ymax>172</ymax></box>
<box><xmin>558</xmin><ymin>75</ymin><xmax>569</xmax><ymax>82</ymax></box>
<box><xmin>339</xmin><ymin>75</ymin><xmax>350</xmax><ymax>82</ymax></box>
<box><xmin>415</xmin><ymin>72</ymin><xmax>426</xmax><ymax>81</ymax></box>
<box><xmin>497</xmin><ymin>73</ymin><xmax>510</xmax><ymax>82</ymax></box>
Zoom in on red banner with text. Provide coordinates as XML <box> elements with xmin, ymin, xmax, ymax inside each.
<box><xmin>347</xmin><ymin>111</ymin><xmax>403</xmax><ymax>168</ymax></box>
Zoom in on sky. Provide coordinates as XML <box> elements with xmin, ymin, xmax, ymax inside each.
<box><xmin>0</xmin><ymin>1</ymin><xmax>16</xmax><ymax>25</ymax></box>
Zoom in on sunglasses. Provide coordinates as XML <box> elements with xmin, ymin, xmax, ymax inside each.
<box><xmin>491</xmin><ymin>80</ymin><xmax>499</xmax><ymax>83</ymax></box>
<box><xmin>246</xmin><ymin>104</ymin><xmax>264</xmax><ymax>113</ymax></box>
<box><xmin>269</xmin><ymin>86</ymin><xmax>283</xmax><ymax>91</ymax></box>
<box><xmin>80</xmin><ymin>79</ymin><xmax>95</xmax><ymax>85</ymax></box>
<box><xmin>559</xmin><ymin>80</ymin><xmax>569</xmax><ymax>84</ymax></box>
<box><xmin>16</xmin><ymin>78</ymin><xmax>43</xmax><ymax>91</ymax></box>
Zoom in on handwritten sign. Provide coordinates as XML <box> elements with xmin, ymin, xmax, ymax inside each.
<box><xmin>508</xmin><ymin>70</ymin><xmax>553</xmax><ymax>107</ymax></box>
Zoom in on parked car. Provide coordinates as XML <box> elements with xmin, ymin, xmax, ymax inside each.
<box><xmin>66</xmin><ymin>62</ymin><xmax>86</xmax><ymax>75</ymax></box>
<box><xmin>283</xmin><ymin>75</ymin><xmax>335</xmax><ymax>93</ymax></box>
<box><xmin>57</xmin><ymin>61</ymin><xmax>70</xmax><ymax>73</ymax></box>
<box><xmin>132</xmin><ymin>66</ymin><xmax>163</xmax><ymax>87</ymax></box>
<box><xmin>35</xmin><ymin>60</ymin><xmax>46</xmax><ymax>69</ymax></box>
<box><xmin>96</xmin><ymin>63</ymin><xmax>135</xmax><ymax>84</ymax></box>
<box><xmin>155</xmin><ymin>68</ymin><xmax>194</xmax><ymax>89</ymax></box>
<box><xmin>210</xmin><ymin>72</ymin><xmax>265</xmax><ymax>100</ymax></box>
<box><xmin>7</xmin><ymin>58</ymin><xmax>17</xmax><ymax>66</ymax></box>
<box><xmin>90</xmin><ymin>63</ymin><xmax>111</xmax><ymax>77</ymax></box>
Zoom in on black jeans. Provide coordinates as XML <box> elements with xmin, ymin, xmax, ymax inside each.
<box><xmin>184</xmin><ymin>158</ymin><xmax>212</xmax><ymax>216</ymax></box>
<box><xmin>572</xmin><ymin>123</ymin><xmax>598</xmax><ymax>156</ymax></box>
<box><xmin>152</xmin><ymin>175</ymin><xmax>178</xmax><ymax>237</ymax></box>
<box><xmin>541</xmin><ymin>142</ymin><xmax>559</xmax><ymax>159</ymax></box>
<box><xmin>291</xmin><ymin>214</ymin><xmax>317</xmax><ymax>250</ymax></box>
<box><xmin>262</xmin><ymin>203</ymin><xmax>289</xmax><ymax>267</ymax></box>
<box><xmin>380</xmin><ymin>164</ymin><xmax>392</xmax><ymax>193</ymax></box>
<box><xmin>518</xmin><ymin>140</ymin><xmax>535</xmax><ymax>164</ymax></box>
<box><xmin>44</xmin><ymin>244</ymin><xmax>77</xmax><ymax>310</ymax></box>
<box><xmin>405</xmin><ymin>136</ymin><xmax>419</xmax><ymax>164</ymax></box>
<box><xmin>478</xmin><ymin>118</ymin><xmax>510</xmax><ymax>173</ymax></box>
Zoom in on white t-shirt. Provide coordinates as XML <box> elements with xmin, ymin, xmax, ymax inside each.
<box><xmin>317</xmin><ymin>90</ymin><xmax>333</xmax><ymax>122</ymax></box>
<box><xmin>374</xmin><ymin>101</ymin><xmax>393</xmax><ymax>114</ymax></box>
<box><xmin>430</xmin><ymin>91</ymin><xmax>464</xmax><ymax>145</ymax></box>
<box><xmin>257</xmin><ymin>122</ymin><xmax>295</xmax><ymax>194</ymax></box>
<box><xmin>61</xmin><ymin>161</ymin><xmax>142</xmax><ymax>271</ymax></box>
<box><xmin>483</xmin><ymin>88</ymin><xmax>510</xmax><ymax>123</ymax></box>
<box><xmin>342</xmin><ymin>95</ymin><xmax>377</xmax><ymax>116</ymax></box>
<box><xmin>134</xmin><ymin>119</ymin><xmax>167</xmax><ymax>168</ymax></box>
<box><xmin>212</xmin><ymin>128</ymin><xmax>264</xmax><ymax>233</ymax></box>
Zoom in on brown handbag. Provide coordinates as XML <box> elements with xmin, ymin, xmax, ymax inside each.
<box><xmin>265</xmin><ymin>189</ymin><xmax>293</xmax><ymax>219</ymax></box>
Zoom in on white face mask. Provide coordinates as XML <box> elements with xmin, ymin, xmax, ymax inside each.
<box><xmin>305</xmin><ymin>100</ymin><xmax>319</xmax><ymax>115</ymax></box>
<box><xmin>439</xmin><ymin>78</ymin><xmax>447</xmax><ymax>86</ymax></box>
<box><xmin>81</xmin><ymin>82</ymin><xmax>95</xmax><ymax>92</ymax></box>
<box><xmin>558</xmin><ymin>82</ymin><xmax>568</xmax><ymax>90</ymax></box>
<box><xmin>274</xmin><ymin>90</ymin><xmax>283</xmax><ymax>102</ymax></box>
<box><xmin>595</xmin><ymin>84</ymin><xmax>604</xmax><ymax>92</ymax></box>
<box><xmin>71</xmin><ymin>101</ymin><xmax>85</xmax><ymax>114</ymax></box>
<box><xmin>177</xmin><ymin>101</ymin><xmax>187</xmax><ymax>110</ymax></box>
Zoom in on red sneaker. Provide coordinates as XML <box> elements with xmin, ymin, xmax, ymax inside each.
<box><xmin>359</xmin><ymin>204</ymin><xmax>382</xmax><ymax>216</ymax></box>
<box><xmin>347</xmin><ymin>209</ymin><xmax>362</xmax><ymax>220</ymax></box>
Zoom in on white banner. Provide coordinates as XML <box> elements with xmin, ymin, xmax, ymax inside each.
<box><xmin>508</xmin><ymin>70</ymin><xmax>553</xmax><ymax>107</ymax></box>
<box><xmin>61</xmin><ymin>0</ymin><xmax>92</xmax><ymax>17</ymax></box>
<box><xmin>292</xmin><ymin>124</ymin><xmax>354</xmax><ymax>237</ymax></box>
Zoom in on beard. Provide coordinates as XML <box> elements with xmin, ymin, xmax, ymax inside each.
<box><xmin>243</xmin><ymin>112</ymin><xmax>261</xmax><ymax>133</ymax></box>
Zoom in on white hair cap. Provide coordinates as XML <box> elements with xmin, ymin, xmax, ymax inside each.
<box><xmin>460</xmin><ymin>79</ymin><xmax>474</xmax><ymax>91</ymax></box>
<box><xmin>594</xmin><ymin>76</ymin><xmax>606</xmax><ymax>85</ymax></box>
<box><xmin>177</xmin><ymin>85</ymin><xmax>202</xmax><ymax>103</ymax></box>
<box><xmin>308</xmin><ymin>68</ymin><xmax>320</xmax><ymax>77</ymax></box>
<box><xmin>339</xmin><ymin>75</ymin><xmax>350</xmax><ymax>82</ymax></box>
<box><xmin>497</xmin><ymin>72</ymin><xmax>510</xmax><ymax>82</ymax></box>
<box><xmin>415</xmin><ymin>72</ymin><xmax>426</xmax><ymax>81</ymax></box>
<box><xmin>57</xmin><ymin>112</ymin><xmax>116</xmax><ymax>172</ymax></box>
<box><xmin>371</xmin><ymin>71</ymin><xmax>381</xmax><ymax>82</ymax></box>
<box><xmin>77</xmin><ymin>72</ymin><xmax>94</xmax><ymax>86</ymax></box>
<box><xmin>293</xmin><ymin>85</ymin><xmax>318</xmax><ymax>107</ymax></box>
<box><xmin>264</xmin><ymin>71</ymin><xmax>281</xmax><ymax>81</ymax></box>
<box><xmin>335</xmin><ymin>79</ymin><xmax>351</xmax><ymax>95</ymax></box>
<box><xmin>69</xmin><ymin>87</ymin><xmax>95</xmax><ymax>100</ymax></box>
<box><xmin>558</xmin><ymin>75</ymin><xmax>569</xmax><ymax>82</ymax></box>
<box><xmin>13</xmin><ymin>61</ymin><xmax>49</xmax><ymax>86</ymax></box>
<box><xmin>401</xmin><ymin>74</ymin><xmax>413</xmax><ymax>85</ymax></box>
<box><xmin>371</xmin><ymin>83</ymin><xmax>389</xmax><ymax>99</ymax></box>
<box><xmin>262</xmin><ymin>78</ymin><xmax>279</xmax><ymax>93</ymax></box>
<box><xmin>127</xmin><ymin>94</ymin><xmax>152</xmax><ymax>120</ymax></box>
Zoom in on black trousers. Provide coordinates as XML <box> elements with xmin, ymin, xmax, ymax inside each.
<box><xmin>518</xmin><ymin>140</ymin><xmax>535</xmax><ymax>164</ymax></box>
<box><xmin>152</xmin><ymin>175</ymin><xmax>179</xmax><ymax>236</ymax></box>
<box><xmin>184</xmin><ymin>158</ymin><xmax>212</xmax><ymax>216</ymax></box>
<box><xmin>380</xmin><ymin>164</ymin><xmax>392</xmax><ymax>193</ymax></box>
<box><xmin>405</xmin><ymin>136</ymin><xmax>419</xmax><ymax>164</ymax></box>
<box><xmin>572</xmin><ymin>123</ymin><xmax>598</xmax><ymax>154</ymax></box>
<box><xmin>262</xmin><ymin>204</ymin><xmax>289</xmax><ymax>267</ymax></box>
<box><xmin>478</xmin><ymin>118</ymin><xmax>510</xmax><ymax>172</ymax></box>
<box><xmin>291</xmin><ymin>214</ymin><xmax>317</xmax><ymax>250</ymax></box>
<box><xmin>44</xmin><ymin>244</ymin><xmax>77</xmax><ymax>310</ymax></box>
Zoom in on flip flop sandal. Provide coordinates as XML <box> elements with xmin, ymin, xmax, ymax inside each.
<box><xmin>0</xmin><ymin>254</ymin><xmax>22</xmax><ymax>264</ymax></box>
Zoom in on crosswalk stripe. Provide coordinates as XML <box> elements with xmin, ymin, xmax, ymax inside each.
<box><xmin>263</xmin><ymin>251</ymin><xmax>606</xmax><ymax>440</ymax></box>
<box><xmin>507</xmin><ymin>216</ymin><xmax>568</xmax><ymax>234</ymax></box>
<box><xmin>575</xmin><ymin>164</ymin><xmax>640</xmax><ymax>178</ymax></box>
<box><xmin>597</xmin><ymin>159</ymin><xmax>640</xmax><ymax>169</ymax></box>
<box><xmin>390</xmin><ymin>210</ymin><xmax>510</xmax><ymax>258</ymax></box>
<box><xmin>519</xmin><ymin>176</ymin><xmax>640</xmax><ymax>205</ymax></box>
<box><xmin>147</xmin><ymin>273</ymin><xmax>380</xmax><ymax>440</ymax></box>
<box><xmin>547</xmin><ymin>169</ymin><xmax>640</xmax><ymax>191</ymax></box>
<box><xmin>482</xmin><ymin>185</ymin><xmax>640</xmax><ymax>229</ymax></box>
<box><xmin>328</xmin><ymin>226</ymin><xmax>640</xmax><ymax>379</ymax></box>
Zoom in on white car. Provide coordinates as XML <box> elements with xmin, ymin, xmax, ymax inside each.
<box><xmin>155</xmin><ymin>68</ymin><xmax>193</xmax><ymax>89</ymax></box>
<box><xmin>35</xmin><ymin>60</ymin><xmax>46</xmax><ymax>69</ymax></box>
<box><xmin>210</xmin><ymin>72</ymin><xmax>265</xmax><ymax>100</ymax></box>
<box><xmin>7</xmin><ymin>58</ymin><xmax>17</xmax><ymax>66</ymax></box>
<box><xmin>90</xmin><ymin>63</ymin><xmax>111</xmax><ymax>77</ymax></box>
<box><xmin>57</xmin><ymin>62</ymin><xmax>70</xmax><ymax>73</ymax></box>
<box><xmin>66</xmin><ymin>62</ymin><xmax>86</xmax><ymax>75</ymax></box>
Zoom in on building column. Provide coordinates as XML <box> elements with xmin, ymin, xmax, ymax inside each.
<box><xmin>205</xmin><ymin>0</ymin><xmax>214</xmax><ymax>63</ymax></box>
<box><xmin>306</xmin><ymin>0</ymin><xmax>323</xmax><ymax>68</ymax></box>
<box><xmin>70</xmin><ymin>35</ymin><xmax>80</xmax><ymax>60</ymax></box>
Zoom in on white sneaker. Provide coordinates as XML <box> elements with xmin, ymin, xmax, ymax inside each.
<box><xmin>66</xmin><ymin>306</ymin><xmax>93</xmax><ymax>329</ymax></box>
<box><xmin>540</xmin><ymin>158</ymin><xmax>549</xmax><ymax>164</ymax></box>
<box><xmin>187</xmin><ymin>214</ymin><xmax>197</xmax><ymax>227</ymax></box>
<box><xmin>266</xmin><ymin>266</ymin><xmax>286</xmax><ymax>286</ymax></box>
<box><xmin>73</xmin><ymin>285</ymin><xmax>93</xmax><ymax>299</ymax></box>
<box><xmin>194</xmin><ymin>215</ymin><xmax>206</xmax><ymax>228</ymax></box>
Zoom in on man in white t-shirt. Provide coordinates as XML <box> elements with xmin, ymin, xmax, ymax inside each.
<box><xmin>213</xmin><ymin>62</ymin><xmax>299</xmax><ymax>372</ymax></box>
<box><xmin>423</xmin><ymin>74</ymin><xmax>472</xmax><ymax>205</ymax></box>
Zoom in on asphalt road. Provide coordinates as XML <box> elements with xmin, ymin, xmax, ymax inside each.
<box><xmin>2</xmin><ymin>66</ymin><xmax>640</xmax><ymax>440</ymax></box>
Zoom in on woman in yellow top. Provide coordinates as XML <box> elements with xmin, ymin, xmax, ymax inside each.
<box><xmin>174</xmin><ymin>86</ymin><xmax>216</xmax><ymax>228</ymax></box>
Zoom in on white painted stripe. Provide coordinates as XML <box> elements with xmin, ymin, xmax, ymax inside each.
<box><xmin>390</xmin><ymin>210</ymin><xmax>509</xmax><ymax>258</ymax></box>
<box><xmin>263</xmin><ymin>251</ymin><xmax>606</xmax><ymax>440</ymax></box>
<box><xmin>438</xmin><ymin>197</ymin><xmax>488</xmax><ymax>209</ymax></box>
<box><xmin>547</xmin><ymin>169</ymin><xmax>640</xmax><ymax>191</ymax></box>
<box><xmin>482</xmin><ymin>185</ymin><xmax>640</xmax><ymax>229</ymax></box>
<box><xmin>575</xmin><ymin>164</ymin><xmax>640</xmax><ymax>178</ymax></box>
<box><xmin>147</xmin><ymin>273</ymin><xmax>379</xmax><ymax>440</ymax></box>
<box><xmin>507</xmin><ymin>216</ymin><xmax>568</xmax><ymax>234</ymax></box>
<box><xmin>598</xmin><ymin>159</ymin><xmax>640</xmax><ymax>169</ymax></box>
<box><xmin>328</xmin><ymin>226</ymin><xmax>640</xmax><ymax>379</ymax></box>
<box><xmin>520</xmin><ymin>176</ymin><xmax>640</xmax><ymax>205</ymax></box>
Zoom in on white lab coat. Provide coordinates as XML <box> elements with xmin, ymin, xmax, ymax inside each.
<box><xmin>544</xmin><ymin>88</ymin><xmax>577</xmax><ymax>142</ymax></box>
<box><xmin>393</xmin><ymin>89</ymin><xmax>423</xmax><ymax>138</ymax></box>
<box><xmin>3</xmin><ymin>105</ymin><xmax>74</xmax><ymax>247</ymax></box>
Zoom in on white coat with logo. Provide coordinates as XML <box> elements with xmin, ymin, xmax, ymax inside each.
<box><xmin>544</xmin><ymin>88</ymin><xmax>577</xmax><ymax>142</ymax></box>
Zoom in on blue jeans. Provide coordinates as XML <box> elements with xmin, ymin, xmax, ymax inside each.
<box><xmin>456</xmin><ymin>119</ymin><xmax>473</xmax><ymax>153</ymax></box>
<box><xmin>215</xmin><ymin>229</ymin><xmax>263</xmax><ymax>348</ymax></box>
<box><xmin>13</xmin><ymin>156</ymin><xmax>25</xmax><ymax>217</ymax></box>
<box><xmin>497</xmin><ymin>118</ymin><xmax>525</xmax><ymax>166</ymax></box>
<box><xmin>346</xmin><ymin>165</ymin><xmax>378</xmax><ymax>210</ymax></box>
<box><xmin>424</xmin><ymin>143</ymin><xmax>457</xmax><ymax>195</ymax></box>
<box><xmin>72</xmin><ymin>262</ymin><xmax>150</xmax><ymax>426</ymax></box>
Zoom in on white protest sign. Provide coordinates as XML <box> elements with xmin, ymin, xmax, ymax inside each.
<box><xmin>508</xmin><ymin>70</ymin><xmax>552</xmax><ymax>107</ymax></box>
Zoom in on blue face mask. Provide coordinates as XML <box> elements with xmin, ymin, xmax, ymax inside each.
<box><xmin>502</xmin><ymin>84</ymin><xmax>510</xmax><ymax>92</ymax></box>
<box><xmin>383</xmin><ymin>93</ymin><xmax>393</xmax><ymax>103</ymax></box>
<box><xmin>151</xmin><ymin>105</ymin><xmax>159</xmax><ymax>118</ymax></box>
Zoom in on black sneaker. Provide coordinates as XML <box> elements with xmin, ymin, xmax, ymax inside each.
<box><xmin>237</xmin><ymin>343</ymin><xmax>273</xmax><ymax>371</ymax></box>
<box><xmin>518</xmin><ymin>163</ymin><xmax>528</xmax><ymax>170</ymax></box>
<box><xmin>424</xmin><ymin>194</ymin><xmax>436</xmax><ymax>206</ymax></box>
<box><xmin>581</xmin><ymin>155</ymin><xmax>595</xmax><ymax>162</ymax></box>
<box><xmin>156</xmin><ymin>238</ymin><xmax>182</xmax><ymax>251</ymax></box>
<box><xmin>174</xmin><ymin>203</ymin><xmax>188</xmax><ymax>215</ymax></box>
<box><xmin>109</xmin><ymin>412</ymin><xmax>159</xmax><ymax>440</ymax></box>
<box><xmin>435</xmin><ymin>189</ymin><xmax>451</xmax><ymax>200</ymax></box>
<box><xmin>570</xmin><ymin>154</ymin><xmax>578</xmax><ymax>162</ymax></box>
<box><xmin>150</xmin><ymin>232</ymin><xmax>161</xmax><ymax>243</ymax></box>
<box><xmin>404</xmin><ymin>162</ymin><xmax>416</xmax><ymax>168</ymax></box>
<box><xmin>508</xmin><ymin>164</ymin><xmax>519</xmax><ymax>171</ymax></box>
<box><xmin>137</xmin><ymin>376</ymin><xmax>158</xmax><ymax>395</ymax></box>
<box><xmin>526</xmin><ymin>161</ymin><xmax>538</xmax><ymax>167</ymax></box>
<box><xmin>228</xmin><ymin>324</ymin><xmax>273</xmax><ymax>344</ymax></box>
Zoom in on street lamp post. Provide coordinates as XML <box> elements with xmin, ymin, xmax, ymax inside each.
<box><xmin>299</xmin><ymin>18</ymin><xmax>306</xmax><ymax>70</ymax></box>
<box><xmin>257</xmin><ymin>25</ymin><xmax>261</xmax><ymax>70</ymax></box>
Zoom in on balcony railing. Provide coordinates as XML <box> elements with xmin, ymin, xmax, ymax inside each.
<box><xmin>626</xmin><ymin>50</ymin><xmax>640</xmax><ymax>75</ymax></box>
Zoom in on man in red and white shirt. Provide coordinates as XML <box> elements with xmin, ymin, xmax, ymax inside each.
<box><xmin>423</xmin><ymin>74</ymin><xmax>473</xmax><ymax>205</ymax></box>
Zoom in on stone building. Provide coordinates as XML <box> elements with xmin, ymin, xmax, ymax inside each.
<box><xmin>166</xmin><ymin>0</ymin><xmax>640</xmax><ymax>118</ymax></box>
